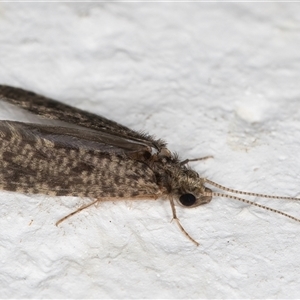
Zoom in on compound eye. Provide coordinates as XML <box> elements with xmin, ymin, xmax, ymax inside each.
<box><xmin>179</xmin><ymin>193</ymin><xmax>196</xmax><ymax>206</ymax></box>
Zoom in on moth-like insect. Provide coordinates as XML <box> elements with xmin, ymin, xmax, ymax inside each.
<box><xmin>0</xmin><ymin>85</ymin><xmax>299</xmax><ymax>245</ymax></box>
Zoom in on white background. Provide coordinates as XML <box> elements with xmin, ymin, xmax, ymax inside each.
<box><xmin>1</xmin><ymin>2</ymin><xmax>300</xmax><ymax>298</ymax></box>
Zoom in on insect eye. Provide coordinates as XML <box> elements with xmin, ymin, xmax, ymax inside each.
<box><xmin>179</xmin><ymin>193</ymin><xmax>196</xmax><ymax>206</ymax></box>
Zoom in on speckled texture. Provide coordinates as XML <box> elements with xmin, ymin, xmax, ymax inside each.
<box><xmin>1</xmin><ymin>3</ymin><xmax>300</xmax><ymax>299</ymax></box>
<box><xmin>0</xmin><ymin>119</ymin><xmax>160</xmax><ymax>198</ymax></box>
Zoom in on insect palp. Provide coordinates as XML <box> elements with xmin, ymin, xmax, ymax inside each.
<box><xmin>180</xmin><ymin>155</ymin><xmax>213</xmax><ymax>166</ymax></box>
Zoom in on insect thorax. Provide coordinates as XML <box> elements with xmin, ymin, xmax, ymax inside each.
<box><xmin>150</xmin><ymin>148</ymin><xmax>211</xmax><ymax>206</ymax></box>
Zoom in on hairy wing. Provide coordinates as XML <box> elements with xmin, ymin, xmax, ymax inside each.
<box><xmin>1</xmin><ymin>121</ymin><xmax>151</xmax><ymax>154</ymax></box>
<box><xmin>0</xmin><ymin>121</ymin><xmax>161</xmax><ymax>199</ymax></box>
<box><xmin>0</xmin><ymin>85</ymin><xmax>166</xmax><ymax>151</ymax></box>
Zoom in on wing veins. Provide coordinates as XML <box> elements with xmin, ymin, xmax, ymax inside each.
<box><xmin>0</xmin><ymin>120</ymin><xmax>151</xmax><ymax>154</ymax></box>
<box><xmin>0</xmin><ymin>85</ymin><xmax>166</xmax><ymax>151</ymax></box>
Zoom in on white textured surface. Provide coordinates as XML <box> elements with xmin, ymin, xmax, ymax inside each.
<box><xmin>1</xmin><ymin>3</ymin><xmax>300</xmax><ymax>299</ymax></box>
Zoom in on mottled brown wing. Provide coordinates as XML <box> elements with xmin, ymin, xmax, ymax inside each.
<box><xmin>1</xmin><ymin>121</ymin><xmax>151</xmax><ymax>154</ymax></box>
<box><xmin>0</xmin><ymin>120</ymin><xmax>161</xmax><ymax>199</ymax></box>
<box><xmin>0</xmin><ymin>85</ymin><xmax>166</xmax><ymax>151</ymax></box>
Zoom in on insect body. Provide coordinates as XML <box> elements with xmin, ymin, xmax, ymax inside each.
<box><xmin>0</xmin><ymin>85</ymin><xmax>299</xmax><ymax>245</ymax></box>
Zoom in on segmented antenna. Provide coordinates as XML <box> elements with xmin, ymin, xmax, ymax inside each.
<box><xmin>205</xmin><ymin>179</ymin><xmax>300</xmax><ymax>201</ymax></box>
<box><xmin>204</xmin><ymin>179</ymin><xmax>300</xmax><ymax>223</ymax></box>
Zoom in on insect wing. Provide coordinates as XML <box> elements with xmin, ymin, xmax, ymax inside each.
<box><xmin>0</xmin><ymin>85</ymin><xmax>165</xmax><ymax>151</ymax></box>
<box><xmin>0</xmin><ymin>120</ymin><xmax>160</xmax><ymax>198</ymax></box>
<box><xmin>0</xmin><ymin>121</ymin><xmax>151</xmax><ymax>154</ymax></box>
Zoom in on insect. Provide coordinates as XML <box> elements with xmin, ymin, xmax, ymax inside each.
<box><xmin>0</xmin><ymin>84</ymin><xmax>299</xmax><ymax>246</ymax></box>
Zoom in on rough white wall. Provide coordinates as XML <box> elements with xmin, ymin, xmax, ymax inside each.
<box><xmin>1</xmin><ymin>3</ymin><xmax>300</xmax><ymax>298</ymax></box>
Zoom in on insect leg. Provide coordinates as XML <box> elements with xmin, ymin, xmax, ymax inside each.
<box><xmin>56</xmin><ymin>198</ymin><xmax>100</xmax><ymax>226</ymax></box>
<box><xmin>169</xmin><ymin>197</ymin><xmax>199</xmax><ymax>246</ymax></box>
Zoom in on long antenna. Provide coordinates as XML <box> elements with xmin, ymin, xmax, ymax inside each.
<box><xmin>203</xmin><ymin>192</ymin><xmax>300</xmax><ymax>223</ymax></box>
<box><xmin>205</xmin><ymin>178</ymin><xmax>300</xmax><ymax>201</ymax></box>
<box><xmin>203</xmin><ymin>178</ymin><xmax>300</xmax><ymax>223</ymax></box>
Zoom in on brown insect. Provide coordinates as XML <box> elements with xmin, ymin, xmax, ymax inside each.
<box><xmin>0</xmin><ymin>84</ymin><xmax>299</xmax><ymax>245</ymax></box>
